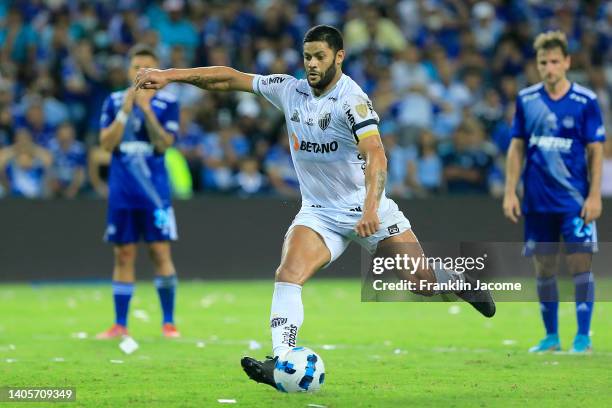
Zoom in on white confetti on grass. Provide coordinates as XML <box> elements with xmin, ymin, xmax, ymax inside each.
<box><xmin>502</xmin><ymin>339</ymin><xmax>517</xmax><ymax>346</ymax></box>
<box><xmin>217</xmin><ymin>399</ymin><xmax>236</xmax><ymax>404</ymax></box>
<box><xmin>52</xmin><ymin>357</ymin><xmax>65</xmax><ymax>362</ymax></box>
<box><xmin>448</xmin><ymin>305</ymin><xmax>461</xmax><ymax>315</ymax></box>
<box><xmin>321</xmin><ymin>344</ymin><xmax>336</xmax><ymax>350</ymax></box>
<box><xmin>110</xmin><ymin>360</ymin><xmax>124</xmax><ymax>364</ymax></box>
<box><xmin>307</xmin><ymin>404</ymin><xmax>328</xmax><ymax>408</ymax></box>
<box><xmin>119</xmin><ymin>337</ymin><xmax>139</xmax><ymax>355</ymax></box>
<box><xmin>196</xmin><ymin>341</ymin><xmax>206</xmax><ymax>348</ymax></box>
<box><xmin>5</xmin><ymin>358</ymin><xmax>17</xmax><ymax>363</ymax></box>
<box><xmin>132</xmin><ymin>309</ymin><xmax>150</xmax><ymax>322</ymax></box>
<box><xmin>71</xmin><ymin>332</ymin><xmax>88</xmax><ymax>339</ymax></box>
<box><xmin>248</xmin><ymin>340</ymin><xmax>261</xmax><ymax>350</ymax></box>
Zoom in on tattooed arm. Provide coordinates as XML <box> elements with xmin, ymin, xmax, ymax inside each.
<box><xmin>134</xmin><ymin>66</ymin><xmax>255</xmax><ymax>93</ymax></box>
<box><xmin>355</xmin><ymin>134</ymin><xmax>388</xmax><ymax>238</ymax></box>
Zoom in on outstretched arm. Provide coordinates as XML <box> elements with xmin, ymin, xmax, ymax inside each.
<box><xmin>582</xmin><ymin>141</ymin><xmax>603</xmax><ymax>224</ymax></box>
<box><xmin>355</xmin><ymin>134</ymin><xmax>388</xmax><ymax>238</ymax></box>
<box><xmin>503</xmin><ymin>138</ymin><xmax>524</xmax><ymax>223</ymax></box>
<box><xmin>135</xmin><ymin>66</ymin><xmax>255</xmax><ymax>93</ymax></box>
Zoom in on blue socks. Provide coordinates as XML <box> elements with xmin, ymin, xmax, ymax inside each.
<box><xmin>113</xmin><ymin>281</ymin><xmax>134</xmax><ymax>327</ymax></box>
<box><xmin>155</xmin><ymin>275</ymin><xmax>177</xmax><ymax>324</ymax></box>
<box><xmin>537</xmin><ymin>276</ymin><xmax>559</xmax><ymax>335</ymax></box>
<box><xmin>573</xmin><ymin>271</ymin><xmax>594</xmax><ymax>336</ymax></box>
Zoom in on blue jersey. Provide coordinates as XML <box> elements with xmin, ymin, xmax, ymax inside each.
<box><xmin>100</xmin><ymin>90</ymin><xmax>179</xmax><ymax>210</ymax></box>
<box><xmin>511</xmin><ymin>82</ymin><xmax>606</xmax><ymax>214</ymax></box>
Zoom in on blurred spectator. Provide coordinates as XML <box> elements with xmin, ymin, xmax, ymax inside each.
<box><xmin>264</xmin><ymin>130</ymin><xmax>299</xmax><ymax>198</ymax></box>
<box><xmin>154</xmin><ymin>0</ymin><xmax>198</xmax><ymax>64</ymax></box>
<box><xmin>344</xmin><ymin>4</ymin><xmax>406</xmax><ymax>55</ymax></box>
<box><xmin>16</xmin><ymin>101</ymin><xmax>55</xmax><ymax>148</ymax></box>
<box><xmin>441</xmin><ymin>119</ymin><xmax>495</xmax><ymax>194</ymax></box>
<box><xmin>428</xmin><ymin>63</ymin><xmax>469</xmax><ymax>139</ymax></box>
<box><xmin>48</xmin><ymin>122</ymin><xmax>86</xmax><ymax>199</ymax></box>
<box><xmin>381</xmin><ymin>124</ymin><xmax>414</xmax><ymax>197</ymax></box>
<box><xmin>235</xmin><ymin>157</ymin><xmax>266</xmax><ymax>197</ymax></box>
<box><xmin>0</xmin><ymin>6</ymin><xmax>38</xmax><ymax>65</ymax></box>
<box><xmin>176</xmin><ymin>107</ymin><xmax>206</xmax><ymax>190</ymax></box>
<box><xmin>471</xmin><ymin>1</ymin><xmax>505</xmax><ymax>54</ymax></box>
<box><xmin>199</xmin><ymin>130</ymin><xmax>234</xmax><ymax>192</ymax></box>
<box><xmin>87</xmin><ymin>146</ymin><xmax>110</xmax><ymax>198</ymax></box>
<box><xmin>108</xmin><ymin>4</ymin><xmax>144</xmax><ymax>55</ymax></box>
<box><xmin>390</xmin><ymin>45</ymin><xmax>430</xmax><ymax>94</ymax></box>
<box><xmin>407</xmin><ymin>129</ymin><xmax>442</xmax><ymax>197</ymax></box>
<box><xmin>0</xmin><ymin>128</ymin><xmax>51</xmax><ymax>198</ymax></box>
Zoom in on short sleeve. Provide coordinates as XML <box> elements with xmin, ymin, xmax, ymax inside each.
<box><xmin>583</xmin><ymin>97</ymin><xmax>606</xmax><ymax>143</ymax></box>
<box><xmin>100</xmin><ymin>96</ymin><xmax>115</xmax><ymax>129</ymax></box>
<box><xmin>341</xmin><ymin>93</ymin><xmax>380</xmax><ymax>143</ymax></box>
<box><xmin>510</xmin><ymin>97</ymin><xmax>526</xmax><ymax>140</ymax></box>
<box><xmin>252</xmin><ymin>74</ymin><xmax>296</xmax><ymax>111</ymax></box>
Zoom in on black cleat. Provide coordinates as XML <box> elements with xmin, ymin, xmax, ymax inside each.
<box><xmin>241</xmin><ymin>356</ymin><xmax>278</xmax><ymax>390</ymax></box>
<box><xmin>456</xmin><ymin>273</ymin><xmax>496</xmax><ymax>318</ymax></box>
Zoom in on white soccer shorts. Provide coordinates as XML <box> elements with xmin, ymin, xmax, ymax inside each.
<box><xmin>285</xmin><ymin>200</ymin><xmax>412</xmax><ymax>266</ymax></box>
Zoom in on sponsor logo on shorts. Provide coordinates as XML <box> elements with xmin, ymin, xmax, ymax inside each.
<box><xmin>387</xmin><ymin>224</ymin><xmax>400</xmax><ymax>235</ymax></box>
<box><xmin>270</xmin><ymin>317</ymin><xmax>288</xmax><ymax>328</ymax></box>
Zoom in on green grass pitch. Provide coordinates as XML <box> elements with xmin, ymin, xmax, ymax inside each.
<box><xmin>2</xmin><ymin>280</ymin><xmax>611</xmax><ymax>407</ymax></box>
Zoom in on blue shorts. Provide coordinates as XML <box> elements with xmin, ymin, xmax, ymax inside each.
<box><xmin>523</xmin><ymin>212</ymin><xmax>598</xmax><ymax>256</ymax></box>
<box><xmin>104</xmin><ymin>206</ymin><xmax>178</xmax><ymax>245</ymax></box>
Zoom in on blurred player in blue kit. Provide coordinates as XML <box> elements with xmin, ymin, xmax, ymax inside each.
<box><xmin>96</xmin><ymin>45</ymin><xmax>181</xmax><ymax>339</ymax></box>
<box><xmin>504</xmin><ymin>31</ymin><xmax>606</xmax><ymax>353</ymax></box>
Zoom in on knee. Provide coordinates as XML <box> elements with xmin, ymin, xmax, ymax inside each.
<box><xmin>566</xmin><ymin>254</ymin><xmax>592</xmax><ymax>275</ymax></box>
<box><xmin>149</xmin><ymin>246</ymin><xmax>171</xmax><ymax>267</ymax></box>
<box><xmin>275</xmin><ymin>263</ymin><xmax>309</xmax><ymax>285</ymax></box>
<box><xmin>534</xmin><ymin>258</ymin><xmax>558</xmax><ymax>278</ymax></box>
<box><xmin>115</xmin><ymin>246</ymin><xmax>136</xmax><ymax>268</ymax></box>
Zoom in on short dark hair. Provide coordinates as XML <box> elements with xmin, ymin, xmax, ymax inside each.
<box><xmin>128</xmin><ymin>44</ymin><xmax>159</xmax><ymax>61</ymax></box>
<box><xmin>303</xmin><ymin>25</ymin><xmax>344</xmax><ymax>53</ymax></box>
<box><xmin>533</xmin><ymin>31</ymin><xmax>569</xmax><ymax>57</ymax></box>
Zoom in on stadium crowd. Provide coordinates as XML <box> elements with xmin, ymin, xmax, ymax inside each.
<box><xmin>0</xmin><ymin>0</ymin><xmax>611</xmax><ymax>199</ymax></box>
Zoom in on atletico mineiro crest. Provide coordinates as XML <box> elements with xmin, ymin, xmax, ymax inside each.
<box><xmin>319</xmin><ymin>112</ymin><xmax>331</xmax><ymax>130</ymax></box>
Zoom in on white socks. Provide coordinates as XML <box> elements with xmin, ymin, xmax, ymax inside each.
<box><xmin>270</xmin><ymin>282</ymin><xmax>303</xmax><ymax>358</ymax></box>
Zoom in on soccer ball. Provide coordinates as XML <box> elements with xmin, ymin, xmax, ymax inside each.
<box><xmin>273</xmin><ymin>347</ymin><xmax>325</xmax><ymax>393</ymax></box>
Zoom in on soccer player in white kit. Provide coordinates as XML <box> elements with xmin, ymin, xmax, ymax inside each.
<box><xmin>135</xmin><ymin>25</ymin><xmax>495</xmax><ymax>390</ymax></box>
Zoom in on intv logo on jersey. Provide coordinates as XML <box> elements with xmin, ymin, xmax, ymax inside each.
<box><xmin>291</xmin><ymin>133</ymin><xmax>338</xmax><ymax>154</ymax></box>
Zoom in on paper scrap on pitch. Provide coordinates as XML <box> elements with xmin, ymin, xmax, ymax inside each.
<box><xmin>502</xmin><ymin>339</ymin><xmax>517</xmax><ymax>346</ymax></box>
<box><xmin>71</xmin><ymin>332</ymin><xmax>88</xmax><ymax>339</ymax></box>
<box><xmin>110</xmin><ymin>359</ymin><xmax>124</xmax><ymax>364</ymax></box>
<box><xmin>132</xmin><ymin>309</ymin><xmax>150</xmax><ymax>322</ymax></box>
<box><xmin>52</xmin><ymin>357</ymin><xmax>65</xmax><ymax>362</ymax></box>
<box><xmin>217</xmin><ymin>399</ymin><xmax>236</xmax><ymax>404</ymax></box>
<box><xmin>308</xmin><ymin>404</ymin><xmax>328</xmax><ymax>408</ymax></box>
<box><xmin>196</xmin><ymin>341</ymin><xmax>206</xmax><ymax>348</ymax></box>
<box><xmin>448</xmin><ymin>305</ymin><xmax>461</xmax><ymax>315</ymax></box>
<box><xmin>119</xmin><ymin>336</ymin><xmax>139</xmax><ymax>354</ymax></box>
<box><xmin>321</xmin><ymin>344</ymin><xmax>336</xmax><ymax>350</ymax></box>
<box><xmin>248</xmin><ymin>340</ymin><xmax>261</xmax><ymax>350</ymax></box>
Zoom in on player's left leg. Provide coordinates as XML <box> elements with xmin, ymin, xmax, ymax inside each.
<box><xmin>563</xmin><ymin>215</ymin><xmax>597</xmax><ymax>353</ymax></box>
<box><xmin>148</xmin><ymin>241</ymin><xmax>180</xmax><ymax>337</ymax></box>
<box><xmin>376</xmin><ymin>229</ymin><xmax>496</xmax><ymax>317</ymax></box>
<box><xmin>145</xmin><ymin>206</ymin><xmax>180</xmax><ymax>337</ymax></box>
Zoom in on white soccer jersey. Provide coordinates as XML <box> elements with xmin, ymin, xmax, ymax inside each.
<box><xmin>252</xmin><ymin>73</ymin><xmax>396</xmax><ymax>222</ymax></box>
